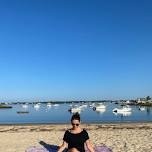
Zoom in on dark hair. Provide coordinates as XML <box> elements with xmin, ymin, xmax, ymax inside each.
<box><xmin>71</xmin><ymin>112</ymin><xmax>80</xmax><ymax>122</ymax></box>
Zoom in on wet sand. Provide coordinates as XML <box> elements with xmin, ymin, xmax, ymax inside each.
<box><xmin>0</xmin><ymin>123</ymin><xmax>152</xmax><ymax>152</ymax></box>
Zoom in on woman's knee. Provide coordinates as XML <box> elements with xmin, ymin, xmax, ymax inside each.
<box><xmin>68</xmin><ymin>148</ymin><xmax>79</xmax><ymax>152</ymax></box>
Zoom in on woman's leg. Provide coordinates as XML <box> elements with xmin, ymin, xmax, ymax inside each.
<box><xmin>68</xmin><ymin>148</ymin><xmax>79</xmax><ymax>152</ymax></box>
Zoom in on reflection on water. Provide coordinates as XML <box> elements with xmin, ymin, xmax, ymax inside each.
<box><xmin>146</xmin><ymin>107</ymin><xmax>151</xmax><ymax>115</ymax></box>
<box><xmin>0</xmin><ymin>102</ymin><xmax>152</xmax><ymax>124</ymax></box>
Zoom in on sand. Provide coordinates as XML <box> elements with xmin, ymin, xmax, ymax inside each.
<box><xmin>0</xmin><ymin>123</ymin><xmax>152</xmax><ymax>152</ymax></box>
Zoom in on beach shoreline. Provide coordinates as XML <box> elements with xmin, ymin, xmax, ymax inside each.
<box><xmin>0</xmin><ymin>121</ymin><xmax>152</xmax><ymax>126</ymax></box>
<box><xmin>0</xmin><ymin>123</ymin><xmax>152</xmax><ymax>152</ymax></box>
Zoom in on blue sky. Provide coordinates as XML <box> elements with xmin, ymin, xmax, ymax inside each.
<box><xmin>0</xmin><ymin>0</ymin><xmax>152</xmax><ymax>101</ymax></box>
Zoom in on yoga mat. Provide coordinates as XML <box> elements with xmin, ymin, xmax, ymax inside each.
<box><xmin>26</xmin><ymin>145</ymin><xmax>112</xmax><ymax>152</ymax></box>
<box><xmin>25</xmin><ymin>146</ymin><xmax>49</xmax><ymax>152</ymax></box>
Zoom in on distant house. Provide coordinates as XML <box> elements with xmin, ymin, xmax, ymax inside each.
<box><xmin>126</xmin><ymin>100</ymin><xmax>137</xmax><ymax>105</ymax></box>
<box><xmin>137</xmin><ymin>96</ymin><xmax>152</xmax><ymax>104</ymax></box>
<box><xmin>137</xmin><ymin>98</ymin><xmax>146</xmax><ymax>104</ymax></box>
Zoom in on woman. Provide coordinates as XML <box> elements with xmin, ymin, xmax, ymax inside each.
<box><xmin>57</xmin><ymin>113</ymin><xmax>95</xmax><ymax>152</ymax></box>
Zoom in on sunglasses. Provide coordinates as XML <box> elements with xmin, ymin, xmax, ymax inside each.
<box><xmin>72</xmin><ymin>123</ymin><xmax>79</xmax><ymax>126</ymax></box>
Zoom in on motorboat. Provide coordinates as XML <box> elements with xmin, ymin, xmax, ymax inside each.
<box><xmin>95</xmin><ymin>108</ymin><xmax>106</xmax><ymax>113</ymax></box>
<box><xmin>53</xmin><ymin>104</ymin><xmax>59</xmax><ymax>107</ymax></box>
<box><xmin>22</xmin><ymin>104</ymin><xmax>28</xmax><ymax>109</ymax></box>
<box><xmin>113</xmin><ymin>111</ymin><xmax>132</xmax><ymax>116</ymax></box>
<box><xmin>68</xmin><ymin>107</ymin><xmax>81</xmax><ymax>113</ymax></box>
<box><xmin>34</xmin><ymin>104</ymin><xmax>40</xmax><ymax>109</ymax></box>
<box><xmin>47</xmin><ymin>103</ymin><xmax>52</xmax><ymax>108</ymax></box>
<box><xmin>17</xmin><ymin>111</ymin><xmax>29</xmax><ymax>114</ymax></box>
<box><xmin>139</xmin><ymin>107</ymin><xmax>145</xmax><ymax>111</ymax></box>
<box><xmin>93</xmin><ymin>103</ymin><xmax>106</xmax><ymax>111</ymax></box>
<box><xmin>79</xmin><ymin>104</ymin><xmax>87</xmax><ymax>109</ymax></box>
<box><xmin>89</xmin><ymin>103</ymin><xmax>95</xmax><ymax>108</ymax></box>
<box><xmin>113</xmin><ymin>107</ymin><xmax>131</xmax><ymax>113</ymax></box>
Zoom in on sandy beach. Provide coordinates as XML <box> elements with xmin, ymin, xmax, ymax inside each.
<box><xmin>0</xmin><ymin>123</ymin><xmax>152</xmax><ymax>152</ymax></box>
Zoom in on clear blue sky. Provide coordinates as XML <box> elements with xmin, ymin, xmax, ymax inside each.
<box><xmin>0</xmin><ymin>0</ymin><xmax>152</xmax><ymax>101</ymax></box>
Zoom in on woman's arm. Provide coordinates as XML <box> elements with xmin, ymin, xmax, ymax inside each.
<box><xmin>57</xmin><ymin>141</ymin><xmax>68</xmax><ymax>152</ymax></box>
<box><xmin>85</xmin><ymin>139</ymin><xmax>95</xmax><ymax>152</ymax></box>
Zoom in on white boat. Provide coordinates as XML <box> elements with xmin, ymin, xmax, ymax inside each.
<box><xmin>89</xmin><ymin>103</ymin><xmax>95</xmax><ymax>107</ymax></box>
<box><xmin>93</xmin><ymin>103</ymin><xmax>106</xmax><ymax>111</ymax></box>
<box><xmin>22</xmin><ymin>104</ymin><xmax>28</xmax><ymax>109</ymax></box>
<box><xmin>113</xmin><ymin>111</ymin><xmax>132</xmax><ymax>116</ymax></box>
<box><xmin>95</xmin><ymin>105</ymin><xmax>106</xmax><ymax>110</ymax></box>
<box><xmin>81</xmin><ymin>104</ymin><xmax>87</xmax><ymax>108</ymax></box>
<box><xmin>53</xmin><ymin>104</ymin><xmax>59</xmax><ymax>107</ymax></box>
<box><xmin>68</xmin><ymin>107</ymin><xmax>81</xmax><ymax>113</ymax></box>
<box><xmin>96</xmin><ymin>108</ymin><xmax>106</xmax><ymax>113</ymax></box>
<box><xmin>47</xmin><ymin>103</ymin><xmax>52</xmax><ymax>108</ymax></box>
<box><xmin>79</xmin><ymin>104</ymin><xmax>87</xmax><ymax>109</ymax></box>
<box><xmin>139</xmin><ymin>107</ymin><xmax>145</xmax><ymax>111</ymax></box>
<box><xmin>113</xmin><ymin>107</ymin><xmax>131</xmax><ymax>113</ymax></box>
<box><xmin>34</xmin><ymin>104</ymin><xmax>40</xmax><ymax>109</ymax></box>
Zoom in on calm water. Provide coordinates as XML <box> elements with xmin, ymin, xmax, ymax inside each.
<box><xmin>0</xmin><ymin>102</ymin><xmax>152</xmax><ymax>124</ymax></box>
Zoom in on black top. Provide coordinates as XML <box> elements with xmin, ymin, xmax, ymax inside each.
<box><xmin>63</xmin><ymin>129</ymin><xmax>89</xmax><ymax>152</ymax></box>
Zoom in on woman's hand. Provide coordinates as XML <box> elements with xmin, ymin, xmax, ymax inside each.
<box><xmin>57</xmin><ymin>141</ymin><xmax>68</xmax><ymax>152</ymax></box>
<box><xmin>85</xmin><ymin>139</ymin><xmax>95</xmax><ymax>152</ymax></box>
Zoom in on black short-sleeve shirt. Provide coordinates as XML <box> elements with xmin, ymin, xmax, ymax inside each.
<box><xmin>63</xmin><ymin>129</ymin><xmax>89</xmax><ymax>152</ymax></box>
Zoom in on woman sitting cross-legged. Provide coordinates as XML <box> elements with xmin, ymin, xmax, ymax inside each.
<box><xmin>57</xmin><ymin>112</ymin><xmax>95</xmax><ymax>152</ymax></box>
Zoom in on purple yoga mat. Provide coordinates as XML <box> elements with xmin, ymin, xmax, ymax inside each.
<box><xmin>86</xmin><ymin>145</ymin><xmax>112</xmax><ymax>152</ymax></box>
<box><xmin>26</xmin><ymin>145</ymin><xmax>112</xmax><ymax>152</ymax></box>
<box><xmin>25</xmin><ymin>146</ymin><xmax>49</xmax><ymax>152</ymax></box>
